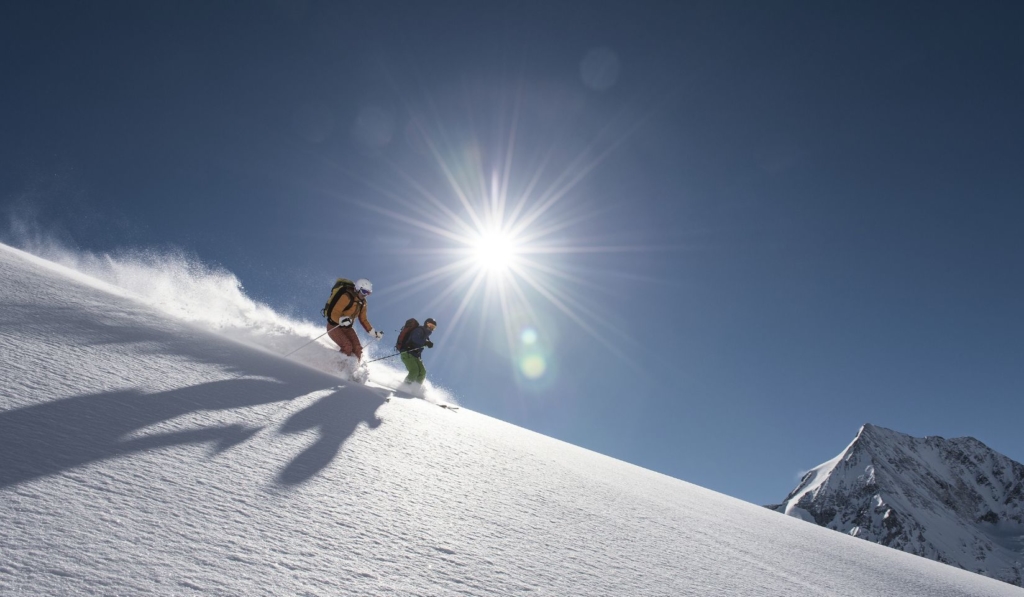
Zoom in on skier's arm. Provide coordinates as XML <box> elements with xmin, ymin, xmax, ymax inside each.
<box><xmin>358</xmin><ymin>307</ymin><xmax>373</xmax><ymax>333</ymax></box>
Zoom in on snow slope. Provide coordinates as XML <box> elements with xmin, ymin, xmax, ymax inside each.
<box><xmin>770</xmin><ymin>424</ymin><xmax>1024</xmax><ymax>586</ymax></box>
<box><xmin>0</xmin><ymin>239</ymin><xmax>456</xmax><ymax>403</ymax></box>
<box><xmin>1</xmin><ymin>242</ymin><xmax>1021</xmax><ymax>596</ymax></box>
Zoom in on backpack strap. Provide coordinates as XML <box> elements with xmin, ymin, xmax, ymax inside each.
<box><xmin>340</xmin><ymin>290</ymin><xmax>360</xmax><ymax>317</ymax></box>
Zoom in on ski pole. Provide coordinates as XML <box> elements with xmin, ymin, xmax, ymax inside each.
<box><xmin>364</xmin><ymin>351</ymin><xmax>401</xmax><ymax>364</ymax></box>
<box><xmin>280</xmin><ymin>321</ymin><xmax>376</xmax><ymax>360</ymax></box>
<box><xmin>280</xmin><ymin>324</ymin><xmax>340</xmax><ymax>359</ymax></box>
<box><xmin>364</xmin><ymin>346</ymin><xmax>423</xmax><ymax>364</ymax></box>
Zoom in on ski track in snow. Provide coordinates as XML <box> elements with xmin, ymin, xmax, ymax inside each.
<box><xmin>1</xmin><ymin>242</ymin><xmax>1022</xmax><ymax>596</ymax></box>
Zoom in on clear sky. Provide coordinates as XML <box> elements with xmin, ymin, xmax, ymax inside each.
<box><xmin>2</xmin><ymin>1</ymin><xmax>1023</xmax><ymax>506</ymax></box>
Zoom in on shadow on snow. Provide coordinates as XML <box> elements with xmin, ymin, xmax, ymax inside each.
<box><xmin>276</xmin><ymin>389</ymin><xmax>384</xmax><ymax>485</ymax></box>
<box><xmin>0</xmin><ymin>376</ymin><xmax>388</xmax><ymax>489</ymax></box>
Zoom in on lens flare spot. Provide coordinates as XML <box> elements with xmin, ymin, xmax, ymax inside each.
<box><xmin>519</xmin><ymin>354</ymin><xmax>546</xmax><ymax>379</ymax></box>
<box><xmin>521</xmin><ymin>327</ymin><xmax>538</xmax><ymax>345</ymax></box>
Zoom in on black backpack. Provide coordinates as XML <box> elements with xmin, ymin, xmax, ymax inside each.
<box><xmin>321</xmin><ymin>278</ymin><xmax>356</xmax><ymax>323</ymax></box>
<box><xmin>395</xmin><ymin>318</ymin><xmax>419</xmax><ymax>351</ymax></box>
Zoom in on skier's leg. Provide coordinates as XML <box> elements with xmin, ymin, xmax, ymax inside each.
<box><xmin>400</xmin><ymin>352</ymin><xmax>418</xmax><ymax>384</ymax></box>
<box><xmin>327</xmin><ymin>323</ymin><xmax>356</xmax><ymax>357</ymax></box>
<box><xmin>414</xmin><ymin>358</ymin><xmax>427</xmax><ymax>384</ymax></box>
<box><xmin>347</xmin><ymin>327</ymin><xmax>364</xmax><ymax>361</ymax></box>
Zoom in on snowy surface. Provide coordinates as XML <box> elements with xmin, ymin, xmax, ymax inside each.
<box><xmin>771</xmin><ymin>424</ymin><xmax>1024</xmax><ymax>587</ymax></box>
<box><xmin>2</xmin><ymin>242</ymin><xmax>1022</xmax><ymax>596</ymax></box>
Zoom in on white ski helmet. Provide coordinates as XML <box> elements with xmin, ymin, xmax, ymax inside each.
<box><xmin>354</xmin><ymin>278</ymin><xmax>373</xmax><ymax>296</ymax></box>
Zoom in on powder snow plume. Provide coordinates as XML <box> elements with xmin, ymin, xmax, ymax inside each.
<box><xmin>5</xmin><ymin>233</ymin><xmax>456</xmax><ymax>404</ymax></box>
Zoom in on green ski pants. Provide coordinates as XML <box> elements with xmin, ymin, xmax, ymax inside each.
<box><xmin>401</xmin><ymin>352</ymin><xmax>426</xmax><ymax>384</ymax></box>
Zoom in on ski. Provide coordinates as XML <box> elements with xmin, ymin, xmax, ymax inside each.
<box><xmin>382</xmin><ymin>389</ymin><xmax>458</xmax><ymax>411</ymax></box>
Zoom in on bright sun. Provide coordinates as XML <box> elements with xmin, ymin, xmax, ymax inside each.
<box><xmin>353</xmin><ymin>92</ymin><xmax>649</xmax><ymax>372</ymax></box>
<box><xmin>472</xmin><ymin>230</ymin><xmax>518</xmax><ymax>273</ymax></box>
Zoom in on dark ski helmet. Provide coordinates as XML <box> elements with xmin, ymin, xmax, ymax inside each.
<box><xmin>424</xmin><ymin>318</ymin><xmax>437</xmax><ymax>327</ymax></box>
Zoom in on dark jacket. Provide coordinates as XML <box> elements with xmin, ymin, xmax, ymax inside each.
<box><xmin>404</xmin><ymin>325</ymin><xmax>433</xmax><ymax>358</ymax></box>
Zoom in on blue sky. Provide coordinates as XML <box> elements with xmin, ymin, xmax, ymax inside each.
<box><xmin>3</xmin><ymin>1</ymin><xmax>1023</xmax><ymax>506</ymax></box>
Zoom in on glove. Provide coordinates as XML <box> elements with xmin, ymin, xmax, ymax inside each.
<box><xmin>371</xmin><ymin>329</ymin><xmax>384</xmax><ymax>340</ymax></box>
<box><xmin>425</xmin><ymin>340</ymin><xmax>434</xmax><ymax>348</ymax></box>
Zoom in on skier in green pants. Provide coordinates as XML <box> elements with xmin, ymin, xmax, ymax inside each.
<box><xmin>399</xmin><ymin>318</ymin><xmax>436</xmax><ymax>396</ymax></box>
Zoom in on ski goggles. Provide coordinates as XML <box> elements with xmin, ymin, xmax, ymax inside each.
<box><xmin>358</xmin><ymin>288</ymin><xmax>372</xmax><ymax>297</ymax></box>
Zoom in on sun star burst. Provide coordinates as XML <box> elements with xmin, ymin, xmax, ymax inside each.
<box><xmin>340</xmin><ymin>84</ymin><xmax>660</xmax><ymax>382</ymax></box>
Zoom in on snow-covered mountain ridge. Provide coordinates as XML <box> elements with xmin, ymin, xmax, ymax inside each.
<box><xmin>769</xmin><ymin>423</ymin><xmax>1024</xmax><ymax>587</ymax></box>
<box><xmin>3</xmin><ymin>242</ymin><xmax>1023</xmax><ymax>596</ymax></box>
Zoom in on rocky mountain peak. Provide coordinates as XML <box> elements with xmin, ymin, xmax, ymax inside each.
<box><xmin>768</xmin><ymin>424</ymin><xmax>1024</xmax><ymax>587</ymax></box>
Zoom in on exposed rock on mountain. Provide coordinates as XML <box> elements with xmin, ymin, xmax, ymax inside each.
<box><xmin>769</xmin><ymin>424</ymin><xmax>1024</xmax><ymax>586</ymax></box>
